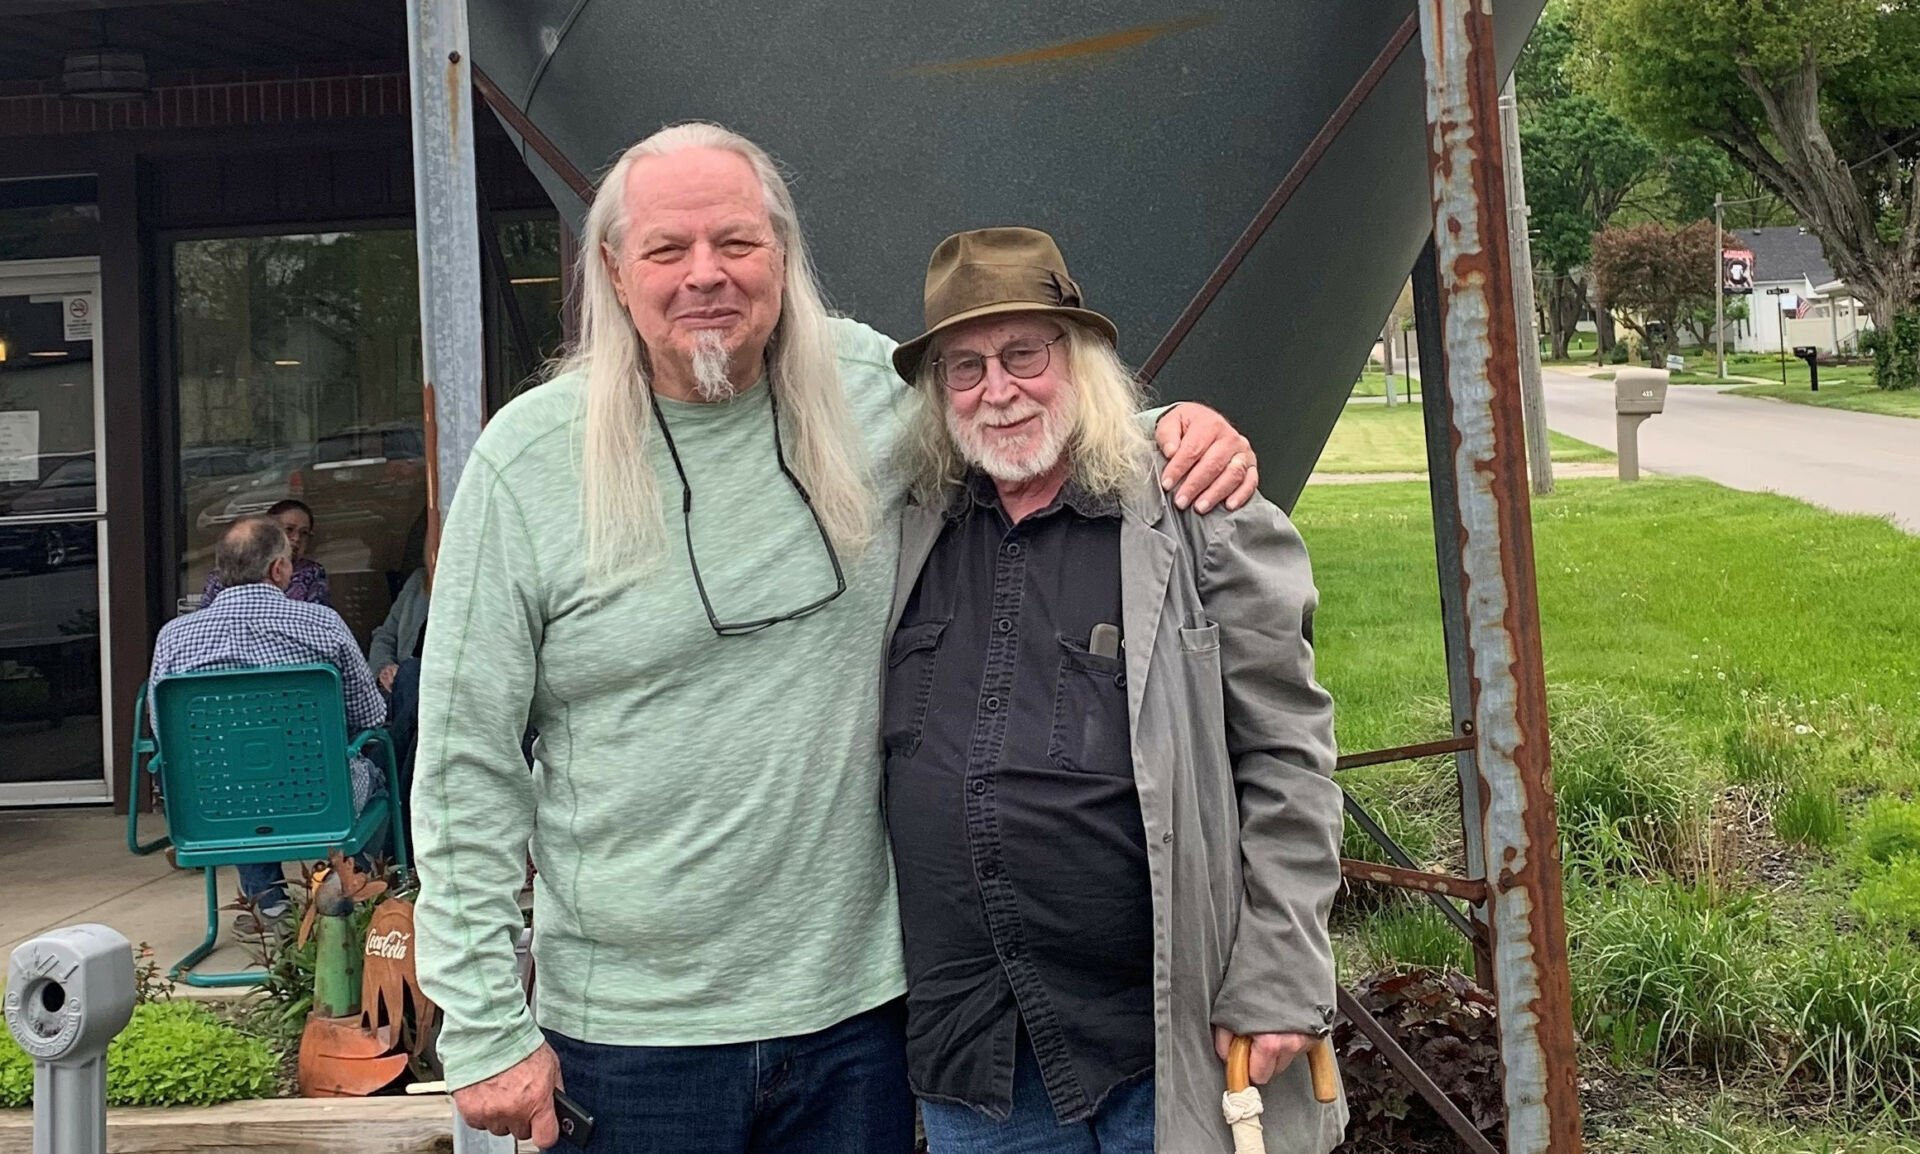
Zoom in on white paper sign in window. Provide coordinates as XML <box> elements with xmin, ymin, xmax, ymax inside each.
<box><xmin>0</xmin><ymin>410</ymin><xmax>40</xmax><ymax>483</ymax></box>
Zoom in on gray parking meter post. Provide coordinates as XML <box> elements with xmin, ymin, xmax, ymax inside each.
<box><xmin>1613</xmin><ymin>368</ymin><xmax>1669</xmax><ymax>483</ymax></box>
<box><xmin>5</xmin><ymin>925</ymin><xmax>136</xmax><ymax>1154</ymax></box>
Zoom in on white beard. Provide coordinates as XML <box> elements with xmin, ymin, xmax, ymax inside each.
<box><xmin>691</xmin><ymin>331</ymin><xmax>736</xmax><ymax>402</ymax></box>
<box><xmin>947</xmin><ymin>389</ymin><xmax>1076</xmax><ymax>484</ymax></box>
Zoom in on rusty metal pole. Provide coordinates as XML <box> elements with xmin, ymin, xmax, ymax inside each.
<box><xmin>1416</xmin><ymin>1</ymin><xmax>1584</xmax><ymax>1151</ymax></box>
<box><xmin>406</xmin><ymin>0</ymin><xmax>485</xmax><ymax>579</ymax></box>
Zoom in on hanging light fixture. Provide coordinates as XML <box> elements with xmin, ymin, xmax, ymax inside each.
<box><xmin>62</xmin><ymin>14</ymin><xmax>149</xmax><ymax>100</ymax></box>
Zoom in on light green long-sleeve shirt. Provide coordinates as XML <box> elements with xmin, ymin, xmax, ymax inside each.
<box><xmin>411</xmin><ymin>318</ymin><xmax>913</xmax><ymax>1090</ymax></box>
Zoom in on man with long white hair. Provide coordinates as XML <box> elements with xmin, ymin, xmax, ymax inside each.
<box><xmin>411</xmin><ymin>126</ymin><xmax>1259</xmax><ymax>1152</ymax></box>
<box><xmin>885</xmin><ymin>229</ymin><xmax>1344</xmax><ymax>1153</ymax></box>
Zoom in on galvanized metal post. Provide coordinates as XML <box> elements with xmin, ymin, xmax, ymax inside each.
<box><xmin>1498</xmin><ymin>76</ymin><xmax>1552</xmax><ymax>495</ymax></box>
<box><xmin>406</xmin><ymin>0</ymin><xmax>485</xmax><ymax>575</ymax></box>
<box><xmin>1416</xmin><ymin>1</ymin><xmax>1584</xmax><ymax>1151</ymax></box>
<box><xmin>1411</xmin><ymin>240</ymin><xmax>1494</xmax><ymax>989</ymax></box>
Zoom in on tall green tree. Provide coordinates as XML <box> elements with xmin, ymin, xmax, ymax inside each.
<box><xmin>1516</xmin><ymin>2</ymin><xmax>1660</xmax><ymax>358</ymax></box>
<box><xmin>1576</xmin><ymin>0</ymin><xmax>1920</xmax><ymax>388</ymax></box>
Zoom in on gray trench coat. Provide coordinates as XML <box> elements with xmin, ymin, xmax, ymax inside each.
<box><xmin>888</xmin><ymin>463</ymin><xmax>1347</xmax><ymax>1154</ymax></box>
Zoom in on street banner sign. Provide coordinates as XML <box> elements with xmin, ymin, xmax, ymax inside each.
<box><xmin>1723</xmin><ymin>249</ymin><xmax>1755</xmax><ymax>295</ymax></box>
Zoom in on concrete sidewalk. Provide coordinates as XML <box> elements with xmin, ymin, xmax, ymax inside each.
<box><xmin>1541</xmin><ymin>368</ymin><xmax>1920</xmax><ymax>532</ymax></box>
<box><xmin>2</xmin><ymin>807</ymin><xmax>262</xmax><ymax>995</ymax></box>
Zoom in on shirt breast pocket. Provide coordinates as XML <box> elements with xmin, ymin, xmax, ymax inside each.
<box><xmin>1048</xmin><ymin>634</ymin><xmax>1134</xmax><ymax>777</ymax></box>
<box><xmin>882</xmin><ymin>618</ymin><xmax>948</xmax><ymax>756</ymax></box>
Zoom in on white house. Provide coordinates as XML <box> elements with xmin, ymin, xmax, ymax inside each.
<box><xmin>1721</xmin><ymin>226</ymin><xmax>1872</xmax><ymax>357</ymax></box>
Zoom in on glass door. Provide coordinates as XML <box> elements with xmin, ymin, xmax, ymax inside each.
<box><xmin>0</xmin><ymin>257</ymin><xmax>109</xmax><ymax>806</ymax></box>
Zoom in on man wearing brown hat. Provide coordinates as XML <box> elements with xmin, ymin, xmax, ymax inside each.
<box><xmin>414</xmin><ymin>123</ymin><xmax>1268</xmax><ymax>1154</ymax></box>
<box><xmin>883</xmin><ymin>228</ymin><xmax>1346</xmax><ymax>1153</ymax></box>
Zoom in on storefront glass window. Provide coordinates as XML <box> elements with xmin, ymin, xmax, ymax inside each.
<box><xmin>173</xmin><ymin>231</ymin><xmax>425</xmax><ymax>646</ymax></box>
<box><xmin>491</xmin><ymin>216</ymin><xmax>566</xmax><ymax>401</ymax></box>
<box><xmin>0</xmin><ymin>176</ymin><xmax>101</xmax><ymax>261</ymax></box>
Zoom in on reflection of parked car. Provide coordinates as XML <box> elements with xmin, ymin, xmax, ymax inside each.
<box><xmin>0</xmin><ymin>455</ymin><xmax>98</xmax><ymax>573</ymax></box>
<box><xmin>179</xmin><ymin>445</ymin><xmax>260</xmax><ymax>522</ymax></box>
<box><xmin>190</xmin><ymin>426</ymin><xmax>426</xmax><ymax>577</ymax></box>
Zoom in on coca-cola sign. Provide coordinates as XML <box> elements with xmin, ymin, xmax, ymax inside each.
<box><xmin>365</xmin><ymin>929</ymin><xmax>411</xmax><ymax>961</ymax></box>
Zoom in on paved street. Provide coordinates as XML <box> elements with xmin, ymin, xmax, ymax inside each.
<box><xmin>1540</xmin><ymin>368</ymin><xmax>1920</xmax><ymax>532</ymax></box>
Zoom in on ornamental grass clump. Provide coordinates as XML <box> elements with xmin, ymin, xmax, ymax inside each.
<box><xmin>1568</xmin><ymin>881</ymin><xmax>1775</xmax><ymax>1071</ymax></box>
<box><xmin>1547</xmin><ymin>686</ymin><xmax>1707</xmax><ymax>880</ymax></box>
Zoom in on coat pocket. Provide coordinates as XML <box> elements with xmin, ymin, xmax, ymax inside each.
<box><xmin>1179</xmin><ymin>620</ymin><xmax>1221</xmax><ymax>652</ymax></box>
<box><xmin>1048</xmin><ymin>634</ymin><xmax>1133</xmax><ymax>777</ymax></box>
<box><xmin>882</xmin><ymin>618</ymin><xmax>948</xmax><ymax>756</ymax></box>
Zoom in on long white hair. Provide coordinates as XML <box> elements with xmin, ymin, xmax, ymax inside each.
<box><xmin>559</xmin><ymin>122</ymin><xmax>873</xmax><ymax>579</ymax></box>
<box><xmin>902</xmin><ymin>317</ymin><xmax>1152</xmax><ymax>511</ymax></box>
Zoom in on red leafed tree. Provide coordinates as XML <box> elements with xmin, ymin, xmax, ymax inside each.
<box><xmin>1590</xmin><ymin>220</ymin><xmax>1735</xmax><ymax>362</ymax></box>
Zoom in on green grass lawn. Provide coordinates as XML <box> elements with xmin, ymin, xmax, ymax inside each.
<box><xmin>1351</xmin><ymin>361</ymin><xmax>1423</xmax><ymax>400</ymax></box>
<box><xmin>1314</xmin><ymin>401</ymin><xmax>1612</xmax><ymax>474</ymax></box>
<box><xmin>1294</xmin><ymin>476</ymin><xmax>1920</xmax><ymax>1140</ymax></box>
<box><xmin>1725</xmin><ymin>377</ymin><xmax>1920</xmax><ymax>419</ymax></box>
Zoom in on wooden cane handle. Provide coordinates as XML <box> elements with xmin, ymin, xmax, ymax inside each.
<box><xmin>1226</xmin><ymin>1035</ymin><xmax>1253</xmax><ymax>1092</ymax></box>
<box><xmin>1307</xmin><ymin>1037</ymin><xmax>1338</xmax><ymax>1103</ymax></box>
<box><xmin>1227</xmin><ymin>1035</ymin><xmax>1339</xmax><ymax>1103</ymax></box>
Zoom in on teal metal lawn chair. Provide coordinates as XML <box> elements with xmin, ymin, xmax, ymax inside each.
<box><xmin>126</xmin><ymin>663</ymin><xmax>406</xmax><ymax>987</ymax></box>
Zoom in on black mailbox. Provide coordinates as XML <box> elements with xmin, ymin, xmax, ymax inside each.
<box><xmin>1791</xmin><ymin>346</ymin><xmax>1821</xmax><ymax>392</ymax></box>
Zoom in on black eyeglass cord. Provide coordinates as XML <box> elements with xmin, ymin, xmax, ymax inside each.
<box><xmin>649</xmin><ymin>383</ymin><xmax>848</xmax><ymax>636</ymax></box>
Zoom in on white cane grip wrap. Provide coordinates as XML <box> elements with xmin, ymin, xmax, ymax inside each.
<box><xmin>1222</xmin><ymin>1086</ymin><xmax>1265</xmax><ymax>1153</ymax></box>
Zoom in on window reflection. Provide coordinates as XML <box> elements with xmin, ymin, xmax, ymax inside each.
<box><xmin>0</xmin><ymin>520</ymin><xmax>102</xmax><ymax>784</ymax></box>
<box><xmin>174</xmin><ymin>232</ymin><xmax>426</xmax><ymax>646</ymax></box>
<box><xmin>492</xmin><ymin>216</ymin><xmax>566</xmax><ymax>400</ymax></box>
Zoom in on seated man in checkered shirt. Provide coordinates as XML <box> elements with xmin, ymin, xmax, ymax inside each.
<box><xmin>149</xmin><ymin>515</ymin><xmax>387</xmax><ymax>925</ymax></box>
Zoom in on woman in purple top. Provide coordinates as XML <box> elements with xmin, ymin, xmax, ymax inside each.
<box><xmin>201</xmin><ymin>498</ymin><xmax>330</xmax><ymax>607</ymax></box>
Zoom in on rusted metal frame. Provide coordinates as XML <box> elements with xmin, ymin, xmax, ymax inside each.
<box><xmin>1336</xmin><ymin>987</ymin><xmax>1502</xmax><ymax>1154</ymax></box>
<box><xmin>1342</xmin><ymin>794</ymin><xmax>1482</xmax><ymax>943</ymax></box>
<box><xmin>1413</xmin><ymin>239</ymin><xmax>1496</xmax><ymax>988</ymax></box>
<box><xmin>1417</xmin><ymin>1</ymin><xmax>1584</xmax><ymax>1151</ymax></box>
<box><xmin>1138</xmin><ymin>12</ymin><xmax>1418</xmax><ymax>383</ymax></box>
<box><xmin>1335</xmin><ymin>734</ymin><xmax>1475</xmax><ymax>772</ymax></box>
<box><xmin>472</xmin><ymin>62</ymin><xmax>596</xmax><ymax>207</ymax></box>
<box><xmin>1340</xmin><ymin>859</ymin><xmax>1488</xmax><ymax>902</ymax></box>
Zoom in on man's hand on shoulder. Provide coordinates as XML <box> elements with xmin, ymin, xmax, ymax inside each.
<box><xmin>1154</xmin><ymin>404</ymin><xmax>1259</xmax><ymax>514</ymax></box>
<box><xmin>453</xmin><ymin>1042</ymin><xmax>563</xmax><ymax>1147</ymax></box>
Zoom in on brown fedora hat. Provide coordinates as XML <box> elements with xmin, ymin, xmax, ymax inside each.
<box><xmin>892</xmin><ymin>227</ymin><xmax>1119</xmax><ymax>381</ymax></box>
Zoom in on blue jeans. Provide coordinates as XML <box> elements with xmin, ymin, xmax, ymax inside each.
<box><xmin>919</xmin><ymin>1037</ymin><xmax>1155</xmax><ymax>1154</ymax></box>
<box><xmin>236</xmin><ymin>862</ymin><xmax>291</xmax><ymax>913</ymax></box>
<box><xmin>540</xmin><ymin>999</ymin><xmax>915</xmax><ymax>1154</ymax></box>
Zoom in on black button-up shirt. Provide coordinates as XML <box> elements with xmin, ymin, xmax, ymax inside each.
<box><xmin>883</xmin><ymin>473</ymin><xmax>1153</xmax><ymax>1123</ymax></box>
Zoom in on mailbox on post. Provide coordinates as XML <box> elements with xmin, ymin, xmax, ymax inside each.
<box><xmin>1613</xmin><ymin>368</ymin><xmax>1668</xmax><ymax>482</ymax></box>
<box><xmin>1792</xmin><ymin>345</ymin><xmax>1820</xmax><ymax>392</ymax></box>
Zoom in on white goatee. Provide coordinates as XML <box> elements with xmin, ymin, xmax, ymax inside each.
<box><xmin>691</xmin><ymin>331</ymin><xmax>736</xmax><ymax>402</ymax></box>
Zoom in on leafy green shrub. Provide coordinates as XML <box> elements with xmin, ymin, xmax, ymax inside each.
<box><xmin>1549</xmin><ymin>687</ymin><xmax>1705</xmax><ymax>878</ymax></box>
<box><xmin>1355</xmin><ymin>902</ymin><xmax>1474</xmax><ymax>974</ymax></box>
<box><xmin>1861</xmin><ymin>309</ymin><xmax>1919</xmax><ymax>392</ymax></box>
<box><xmin>1851</xmin><ymin>857</ymin><xmax>1920</xmax><ymax>937</ymax></box>
<box><xmin>1568</xmin><ymin>881</ymin><xmax>1774</xmax><ymax>1070</ymax></box>
<box><xmin>0</xmin><ymin>1001</ymin><xmax>277</xmax><ymax>1108</ymax></box>
<box><xmin>1774</xmin><ymin>780</ymin><xmax>1845</xmax><ymax>849</ymax></box>
<box><xmin>1855</xmin><ymin>799</ymin><xmax>1920</xmax><ymax>865</ymax></box>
